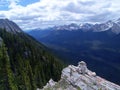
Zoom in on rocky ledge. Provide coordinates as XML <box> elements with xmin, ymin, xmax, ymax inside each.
<box><xmin>39</xmin><ymin>61</ymin><xmax>120</xmax><ymax>90</ymax></box>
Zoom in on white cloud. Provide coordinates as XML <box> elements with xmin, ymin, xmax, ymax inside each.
<box><xmin>0</xmin><ymin>0</ymin><xmax>120</xmax><ymax>30</ymax></box>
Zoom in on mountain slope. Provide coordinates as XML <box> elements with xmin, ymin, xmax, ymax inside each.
<box><xmin>0</xmin><ymin>37</ymin><xmax>18</xmax><ymax>90</ymax></box>
<box><xmin>27</xmin><ymin>19</ymin><xmax>120</xmax><ymax>85</ymax></box>
<box><xmin>0</xmin><ymin>19</ymin><xmax>64</xmax><ymax>90</ymax></box>
<box><xmin>0</xmin><ymin>19</ymin><xmax>22</xmax><ymax>33</ymax></box>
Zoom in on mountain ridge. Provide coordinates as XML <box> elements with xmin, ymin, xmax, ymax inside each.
<box><xmin>0</xmin><ymin>19</ymin><xmax>22</xmax><ymax>33</ymax></box>
<box><xmin>53</xmin><ymin>18</ymin><xmax>120</xmax><ymax>34</ymax></box>
<box><xmin>28</xmin><ymin>18</ymin><xmax>120</xmax><ymax>34</ymax></box>
<box><xmin>0</xmin><ymin>19</ymin><xmax>64</xmax><ymax>89</ymax></box>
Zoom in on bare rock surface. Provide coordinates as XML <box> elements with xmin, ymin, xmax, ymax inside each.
<box><xmin>40</xmin><ymin>61</ymin><xmax>120</xmax><ymax>90</ymax></box>
<box><xmin>0</xmin><ymin>19</ymin><xmax>22</xmax><ymax>33</ymax></box>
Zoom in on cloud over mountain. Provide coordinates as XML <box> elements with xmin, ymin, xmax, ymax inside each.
<box><xmin>0</xmin><ymin>0</ymin><xmax>120</xmax><ymax>30</ymax></box>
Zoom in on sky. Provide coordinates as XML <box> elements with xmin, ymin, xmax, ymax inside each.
<box><xmin>0</xmin><ymin>0</ymin><xmax>120</xmax><ymax>30</ymax></box>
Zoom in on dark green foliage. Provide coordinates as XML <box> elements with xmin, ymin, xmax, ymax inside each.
<box><xmin>0</xmin><ymin>29</ymin><xmax>64</xmax><ymax>90</ymax></box>
<box><xmin>0</xmin><ymin>40</ymin><xmax>18</xmax><ymax>90</ymax></box>
<box><xmin>28</xmin><ymin>29</ymin><xmax>120</xmax><ymax>85</ymax></box>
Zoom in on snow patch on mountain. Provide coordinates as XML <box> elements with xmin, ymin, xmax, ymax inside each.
<box><xmin>50</xmin><ymin>18</ymin><xmax>120</xmax><ymax>34</ymax></box>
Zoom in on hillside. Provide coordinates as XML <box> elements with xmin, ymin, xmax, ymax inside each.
<box><xmin>27</xmin><ymin>18</ymin><xmax>120</xmax><ymax>85</ymax></box>
<box><xmin>0</xmin><ymin>19</ymin><xmax>64</xmax><ymax>90</ymax></box>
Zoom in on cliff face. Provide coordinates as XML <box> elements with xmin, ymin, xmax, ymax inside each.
<box><xmin>40</xmin><ymin>61</ymin><xmax>120</xmax><ymax>90</ymax></box>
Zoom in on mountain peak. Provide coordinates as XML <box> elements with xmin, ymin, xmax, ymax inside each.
<box><xmin>0</xmin><ymin>19</ymin><xmax>22</xmax><ymax>33</ymax></box>
<box><xmin>41</xmin><ymin>61</ymin><xmax>120</xmax><ymax>90</ymax></box>
<box><xmin>45</xmin><ymin>18</ymin><xmax>120</xmax><ymax>34</ymax></box>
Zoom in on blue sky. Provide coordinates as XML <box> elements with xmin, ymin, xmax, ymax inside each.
<box><xmin>18</xmin><ymin>0</ymin><xmax>39</xmax><ymax>6</ymax></box>
<box><xmin>0</xmin><ymin>0</ymin><xmax>39</xmax><ymax>10</ymax></box>
<box><xmin>0</xmin><ymin>0</ymin><xmax>120</xmax><ymax>30</ymax></box>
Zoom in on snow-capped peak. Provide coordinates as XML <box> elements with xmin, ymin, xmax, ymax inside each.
<box><xmin>106</xmin><ymin>20</ymin><xmax>114</xmax><ymax>27</ymax></box>
<box><xmin>79</xmin><ymin>23</ymin><xmax>93</xmax><ymax>31</ymax></box>
<box><xmin>43</xmin><ymin>18</ymin><xmax>120</xmax><ymax>34</ymax></box>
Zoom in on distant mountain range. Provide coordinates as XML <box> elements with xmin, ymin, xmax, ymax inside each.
<box><xmin>27</xmin><ymin>18</ymin><xmax>120</xmax><ymax>85</ymax></box>
<box><xmin>0</xmin><ymin>19</ymin><xmax>64</xmax><ymax>90</ymax></box>
<box><xmin>50</xmin><ymin>18</ymin><xmax>120</xmax><ymax>34</ymax></box>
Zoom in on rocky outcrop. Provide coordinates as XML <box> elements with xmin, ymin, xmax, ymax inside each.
<box><xmin>40</xmin><ymin>61</ymin><xmax>120</xmax><ymax>90</ymax></box>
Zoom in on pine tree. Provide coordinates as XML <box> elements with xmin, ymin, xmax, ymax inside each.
<box><xmin>0</xmin><ymin>29</ymin><xmax>64</xmax><ymax>89</ymax></box>
<box><xmin>0</xmin><ymin>40</ymin><xmax>18</xmax><ymax>90</ymax></box>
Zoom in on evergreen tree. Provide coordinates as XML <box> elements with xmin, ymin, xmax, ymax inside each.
<box><xmin>0</xmin><ymin>40</ymin><xmax>18</xmax><ymax>90</ymax></box>
<box><xmin>0</xmin><ymin>29</ymin><xmax>64</xmax><ymax>90</ymax></box>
